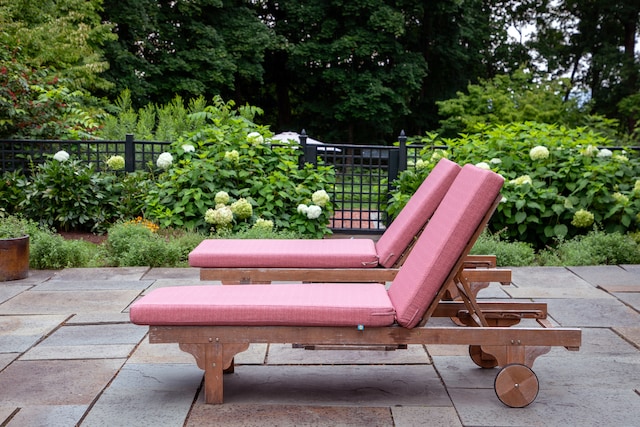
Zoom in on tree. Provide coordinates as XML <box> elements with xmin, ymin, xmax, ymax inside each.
<box><xmin>99</xmin><ymin>0</ymin><xmax>275</xmax><ymax>107</ymax></box>
<box><xmin>0</xmin><ymin>0</ymin><xmax>116</xmax><ymax>92</ymax></box>
<box><xmin>255</xmin><ymin>0</ymin><xmax>429</xmax><ymax>143</ymax></box>
<box><xmin>525</xmin><ymin>0</ymin><xmax>640</xmax><ymax>134</ymax></box>
<box><xmin>437</xmin><ymin>68</ymin><xmax>586</xmax><ymax>135</ymax></box>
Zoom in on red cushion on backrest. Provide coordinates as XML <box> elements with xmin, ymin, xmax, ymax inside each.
<box><xmin>375</xmin><ymin>158</ymin><xmax>461</xmax><ymax>268</ymax></box>
<box><xmin>388</xmin><ymin>164</ymin><xmax>504</xmax><ymax>328</ymax></box>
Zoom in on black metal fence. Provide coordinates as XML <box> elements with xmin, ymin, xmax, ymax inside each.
<box><xmin>0</xmin><ymin>133</ymin><xmax>421</xmax><ymax>233</ymax></box>
<box><xmin>0</xmin><ymin>135</ymin><xmax>171</xmax><ymax>173</ymax></box>
<box><xmin>298</xmin><ymin>131</ymin><xmax>422</xmax><ymax>233</ymax></box>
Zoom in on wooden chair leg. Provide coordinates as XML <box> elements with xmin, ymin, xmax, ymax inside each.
<box><xmin>204</xmin><ymin>342</ymin><xmax>225</xmax><ymax>404</ymax></box>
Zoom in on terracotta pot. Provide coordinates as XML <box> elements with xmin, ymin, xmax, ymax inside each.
<box><xmin>0</xmin><ymin>235</ymin><xmax>29</xmax><ymax>281</ymax></box>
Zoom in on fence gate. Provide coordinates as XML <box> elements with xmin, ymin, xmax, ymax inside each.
<box><xmin>299</xmin><ymin>131</ymin><xmax>413</xmax><ymax>234</ymax></box>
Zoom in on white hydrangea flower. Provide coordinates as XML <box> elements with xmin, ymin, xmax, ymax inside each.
<box><xmin>247</xmin><ymin>132</ymin><xmax>264</xmax><ymax>145</ymax></box>
<box><xmin>253</xmin><ymin>218</ymin><xmax>274</xmax><ymax>232</ymax></box>
<box><xmin>612</xmin><ymin>192</ymin><xmax>629</xmax><ymax>205</ymax></box>
<box><xmin>181</xmin><ymin>144</ymin><xmax>195</xmax><ymax>153</ymax></box>
<box><xmin>415</xmin><ymin>159</ymin><xmax>428</xmax><ymax>170</ymax></box>
<box><xmin>106</xmin><ymin>155</ymin><xmax>125</xmax><ymax>170</ymax></box>
<box><xmin>214</xmin><ymin>191</ymin><xmax>230</xmax><ymax>205</ymax></box>
<box><xmin>597</xmin><ymin>148</ymin><xmax>612</xmax><ymax>158</ymax></box>
<box><xmin>204</xmin><ymin>206</ymin><xmax>233</xmax><ymax>225</ymax></box>
<box><xmin>231</xmin><ymin>198</ymin><xmax>253</xmax><ymax>220</ymax></box>
<box><xmin>490</xmin><ymin>158</ymin><xmax>502</xmax><ymax>164</ymax></box>
<box><xmin>475</xmin><ymin>162</ymin><xmax>491</xmax><ymax>170</ymax></box>
<box><xmin>306</xmin><ymin>205</ymin><xmax>322</xmax><ymax>219</ymax></box>
<box><xmin>529</xmin><ymin>146</ymin><xmax>550</xmax><ymax>161</ymax></box>
<box><xmin>297</xmin><ymin>204</ymin><xmax>309</xmax><ymax>214</ymax></box>
<box><xmin>157</xmin><ymin>152</ymin><xmax>173</xmax><ymax>169</ymax></box>
<box><xmin>53</xmin><ymin>150</ymin><xmax>70</xmax><ymax>162</ymax></box>
<box><xmin>224</xmin><ymin>150</ymin><xmax>239</xmax><ymax>162</ymax></box>
<box><xmin>580</xmin><ymin>145</ymin><xmax>599</xmax><ymax>157</ymax></box>
<box><xmin>311</xmin><ymin>190</ymin><xmax>330</xmax><ymax>207</ymax></box>
<box><xmin>509</xmin><ymin>175</ymin><xmax>533</xmax><ymax>186</ymax></box>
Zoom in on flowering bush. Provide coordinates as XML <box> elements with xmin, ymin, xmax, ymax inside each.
<box><xmin>144</xmin><ymin>98</ymin><xmax>334</xmax><ymax>237</ymax></box>
<box><xmin>389</xmin><ymin>122</ymin><xmax>640</xmax><ymax>247</ymax></box>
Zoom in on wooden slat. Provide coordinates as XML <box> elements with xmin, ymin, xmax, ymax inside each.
<box><xmin>200</xmin><ymin>267</ymin><xmax>398</xmax><ymax>283</ymax></box>
<box><xmin>150</xmin><ymin>325</ymin><xmax>582</xmax><ymax>349</ymax></box>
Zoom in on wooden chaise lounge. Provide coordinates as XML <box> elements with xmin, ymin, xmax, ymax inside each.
<box><xmin>189</xmin><ymin>158</ymin><xmax>510</xmax><ymax>289</ymax></box>
<box><xmin>130</xmin><ymin>164</ymin><xmax>581</xmax><ymax>407</ymax></box>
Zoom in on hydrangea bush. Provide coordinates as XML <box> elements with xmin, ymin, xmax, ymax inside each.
<box><xmin>144</xmin><ymin>98</ymin><xmax>335</xmax><ymax>237</ymax></box>
<box><xmin>389</xmin><ymin>122</ymin><xmax>640</xmax><ymax>247</ymax></box>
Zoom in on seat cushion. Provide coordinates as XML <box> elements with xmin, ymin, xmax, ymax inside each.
<box><xmin>189</xmin><ymin>238</ymin><xmax>379</xmax><ymax>268</ymax></box>
<box><xmin>375</xmin><ymin>158</ymin><xmax>460</xmax><ymax>268</ymax></box>
<box><xmin>130</xmin><ymin>283</ymin><xmax>396</xmax><ymax>327</ymax></box>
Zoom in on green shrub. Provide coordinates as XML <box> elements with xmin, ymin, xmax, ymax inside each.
<box><xmin>105</xmin><ymin>222</ymin><xmax>204</xmax><ymax>267</ymax></box>
<box><xmin>144</xmin><ymin>97</ymin><xmax>335</xmax><ymax>238</ymax></box>
<box><xmin>470</xmin><ymin>231</ymin><xmax>536</xmax><ymax>267</ymax></box>
<box><xmin>390</xmin><ymin>122</ymin><xmax>640</xmax><ymax>248</ymax></box>
<box><xmin>538</xmin><ymin>230</ymin><xmax>640</xmax><ymax>266</ymax></box>
<box><xmin>0</xmin><ymin>171</ymin><xmax>28</xmax><ymax>216</ymax></box>
<box><xmin>25</xmin><ymin>221</ymin><xmax>94</xmax><ymax>269</ymax></box>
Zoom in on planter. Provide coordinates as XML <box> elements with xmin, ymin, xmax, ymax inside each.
<box><xmin>0</xmin><ymin>235</ymin><xmax>29</xmax><ymax>281</ymax></box>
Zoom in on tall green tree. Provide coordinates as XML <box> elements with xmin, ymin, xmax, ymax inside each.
<box><xmin>0</xmin><ymin>0</ymin><xmax>116</xmax><ymax>91</ymax></box>
<box><xmin>256</xmin><ymin>0</ymin><xmax>429</xmax><ymax>143</ymax></box>
<box><xmin>0</xmin><ymin>0</ymin><xmax>111</xmax><ymax>138</ymax></box>
<box><xmin>99</xmin><ymin>0</ymin><xmax>275</xmax><ymax>107</ymax></box>
<box><xmin>256</xmin><ymin>0</ymin><xmax>530</xmax><ymax>142</ymax></box>
<box><xmin>525</xmin><ymin>0</ymin><xmax>640</xmax><ymax>133</ymax></box>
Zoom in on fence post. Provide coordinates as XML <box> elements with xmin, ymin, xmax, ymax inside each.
<box><xmin>398</xmin><ymin>129</ymin><xmax>407</xmax><ymax>172</ymax></box>
<box><xmin>125</xmin><ymin>134</ymin><xmax>135</xmax><ymax>172</ymax></box>
<box><xmin>300</xmin><ymin>129</ymin><xmax>317</xmax><ymax>166</ymax></box>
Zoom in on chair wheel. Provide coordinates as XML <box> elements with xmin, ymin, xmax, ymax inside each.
<box><xmin>469</xmin><ymin>345</ymin><xmax>498</xmax><ymax>368</ymax></box>
<box><xmin>494</xmin><ymin>364</ymin><xmax>539</xmax><ymax>408</ymax></box>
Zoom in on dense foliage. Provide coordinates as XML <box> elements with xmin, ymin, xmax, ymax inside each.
<box><xmin>144</xmin><ymin>97</ymin><xmax>335</xmax><ymax>237</ymax></box>
<box><xmin>2</xmin><ymin>0</ymin><xmax>638</xmax><ymax>143</ymax></box>
<box><xmin>0</xmin><ymin>97</ymin><xmax>335</xmax><ymax>237</ymax></box>
<box><xmin>389</xmin><ymin>122</ymin><xmax>640</xmax><ymax>248</ymax></box>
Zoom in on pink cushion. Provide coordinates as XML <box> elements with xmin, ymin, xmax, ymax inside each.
<box><xmin>189</xmin><ymin>239</ymin><xmax>378</xmax><ymax>268</ymax></box>
<box><xmin>130</xmin><ymin>283</ymin><xmax>396</xmax><ymax>327</ymax></box>
<box><xmin>388</xmin><ymin>164</ymin><xmax>504</xmax><ymax>328</ymax></box>
<box><xmin>375</xmin><ymin>158</ymin><xmax>461</xmax><ymax>268</ymax></box>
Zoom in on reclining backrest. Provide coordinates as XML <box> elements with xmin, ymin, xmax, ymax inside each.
<box><xmin>387</xmin><ymin>164</ymin><xmax>504</xmax><ymax>328</ymax></box>
<box><xmin>375</xmin><ymin>158</ymin><xmax>461</xmax><ymax>268</ymax></box>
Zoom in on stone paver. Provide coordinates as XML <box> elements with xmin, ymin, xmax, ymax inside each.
<box><xmin>188</xmin><ymin>403</ymin><xmax>394</xmax><ymax>427</ymax></box>
<box><xmin>0</xmin><ymin>314</ymin><xmax>68</xmax><ymax>353</ymax></box>
<box><xmin>0</xmin><ymin>265</ymin><xmax>639</xmax><ymax>426</ymax></box>
<box><xmin>541</xmin><ymin>297</ymin><xmax>640</xmax><ymax>327</ymax></box>
<box><xmin>48</xmin><ymin>267</ymin><xmax>149</xmax><ymax>281</ymax></box>
<box><xmin>0</xmin><ymin>285</ymin><xmax>31</xmax><ymax>304</ymax></box>
<box><xmin>221</xmin><ymin>365</ymin><xmax>450</xmax><ymax>406</ymax></box>
<box><xmin>32</xmin><ymin>280</ymin><xmax>153</xmax><ymax>292</ymax></box>
<box><xmin>0</xmin><ymin>290</ymin><xmax>140</xmax><ymax>315</ymax></box>
<box><xmin>569</xmin><ymin>265</ymin><xmax>640</xmax><ymax>287</ymax></box>
<box><xmin>6</xmin><ymin>405</ymin><xmax>87</xmax><ymax>427</ymax></box>
<box><xmin>391</xmin><ymin>407</ymin><xmax>463</xmax><ymax>427</ymax></box>
<box><xmin>0</xmin><ymin>359</ymin><xmax>125</xmax><ymax>405</ymax></box>
<box><xmin>81</xmin><ymin>364</ymin><xmax>201</xmax><ymax>427</ymax></box>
